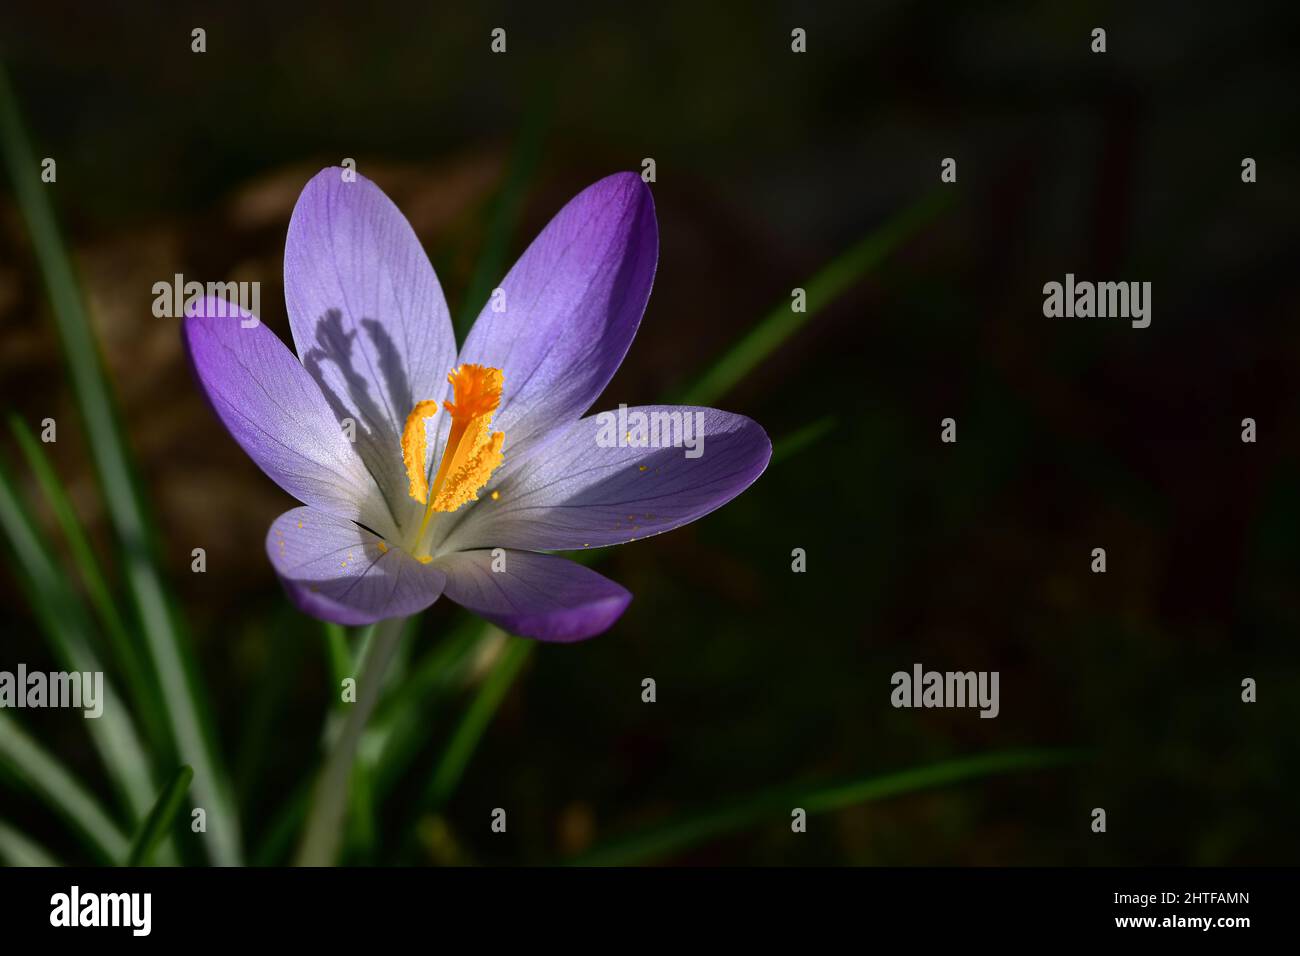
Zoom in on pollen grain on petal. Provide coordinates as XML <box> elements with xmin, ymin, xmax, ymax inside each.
<box><xmin>401</xmin><ymin>399</ymin><xmax>441</xmax><ymax>504</ymax></box>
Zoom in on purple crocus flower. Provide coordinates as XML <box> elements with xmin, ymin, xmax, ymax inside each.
<box><xmin>183</xmin><ymin>169</ymin><xmax>770</xmax><ymax>641</ymax></box>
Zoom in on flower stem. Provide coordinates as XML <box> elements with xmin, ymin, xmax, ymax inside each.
<box><xmin>294</xmin><ymin>615</ymin><xmax>405</xmax><ymax>866</ymax></box>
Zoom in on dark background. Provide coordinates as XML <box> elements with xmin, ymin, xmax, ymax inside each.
<box><xmin>2</xmin><ymin>0</ymin><xmax>1298</xmax><ymax>864</ymax></box>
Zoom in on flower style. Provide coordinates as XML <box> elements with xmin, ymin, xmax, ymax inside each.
<box><xmin>183</xmin><ymin>169</ymin><xmax>770</xmax><ymax>641</ymax></box>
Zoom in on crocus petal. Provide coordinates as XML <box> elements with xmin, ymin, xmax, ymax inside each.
<box><xmin>267</xmin><ymin>507</ymin><xmax>445</xmax><ymax>626</ymax></box>
<box><xmin>435</xmin><ymin>406</ymin><xmax>771</xmax><ymax>553</ymax></box>
<box><xmin>435</xmin><ymin>549</ymin><xmax>630</xmax><ymax>642</ymax></box>
<box><xmin>283</xmin><ymin>168</ymin><xmax>458</xmax><ymax>532</ymax></box>
<box><xmin>183</xmin><ymin>297</ymin><xmax>398</xmax><ymax>539</ymax></box>
<box><xmin>455</xmin><ymin>172</ymin><xmax>658</xmax><ymax>461</ymax></box>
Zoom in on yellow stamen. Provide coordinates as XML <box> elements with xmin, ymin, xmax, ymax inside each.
<box><xmin>401</xmin><ymin>399</ymin><xmax>441</xmax><ymax>504</ymax></box>
<box><xmin>429</xmin><ymin>415</ymin><xmax>504</xmax><ymax>513</ymax></box>
<box><xmin>402</xmin><ymin>364</ymin><xmax>506</xmax><ymax>551</ymax></box>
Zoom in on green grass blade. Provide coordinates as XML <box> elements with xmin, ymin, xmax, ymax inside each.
<box><xmin>421</xmin><ymin>633</ymin><xmax>531</xmax><ymax>810</ymax></box>
<box><xmin>0</xmin><ymin>818</ymin><xmax>60</xmax><ymax>866</ymax></box>
<box><xmin>295</xmin><ymin>616</ymin><xmax>407</xmax><ymax>866</ymax></box>
<box><xmin>0</xmin><ymin>450</ymin><xmax>161</xmax><ymax>824</ymax></box>
<box><xmin>324</xmin><ymin>622</ymin><xmax>351</xmax><ymax>700</ymax></box>
<box><xmin>771</xmin><ymin>416</ymin><xmax>836</xmax><ymax>465</ymax></box>
<box><xmin>257</xmin><ymin>619</ymin><xmax>484</xmax><ymax>862</ymax></box>
<box><xmin>0</xmin><ymin>61</ymin><xmax>241</xmax><ymax>865</ymax></box>
<box><xmin>8</xmin><ymin>414</ymin><xmax>164</xmax><ymax>746</ymax></box>
<box><xmin>568</xmin><ymin>748</ymin><xmax>1085</xmax><ymax>866</ymax></box>
<box><xmin>676</xmin><ymin>189</ymin><xmax>952</xmax><ymax>406</ymax></box>
<box><xmin>350</xmin><ymin>623</ymin><xmax>376</xmax><ymax>677</ymax></box>
<box><xmin>346</xmin><ymin>755</ymin><xmax>376</xmax><ymax>862</ymax></box>
<box><xmin>0</xmin><ymin>712</ymin><xmax>130</xmax><ymax>863</ymax></box>
<box><xmin>373</xmin><ymin>617</ymin><xmax>484</xmax><ymax>735</ymax></box>
<box><xmin>125</xmin><ymin>765</ymin><xmax>193</xmax><ymax>866</ymax></box>
<box><xmin>233</xmin><ymin>606</ymin><xmax>305</xmax><ymax>813</ymax></box>
<box><xmin>252</xmin><ymin>780</ymin><xmax>310</xmax><ymax>866</ymax></box>
<box><xmin>369</xmin><ymin>617</ymin><xmax>484</xmax><ymax>788</ymax></box>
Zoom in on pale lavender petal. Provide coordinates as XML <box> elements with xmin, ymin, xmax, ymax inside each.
<box><xmin>455</xmin><ymin>172</ymin><xmax>657</xmax><ymax>460</ymax></box>
<box><xmin>435</xmin><ymin>549</ymin><xmax>630</xmax><ymax>642</ymax></box>
<box><xmin>267</xmin><ymin>507</ymin><xmax>445</xmax><ymax>626</ymax></box>
<box><xmin>283</xmin><ymin>168</ymin><xmax>458</xmax><ymax>532</ymax></box>
<box><xmin>183</xmin><ymin>297</ymin><xmax>397</xmax><ymax>539</ymax></box>
<box><xmin>435</xmin><ymin>406</ymin><xmax>770</xmax><ymax>553</ymax></box>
